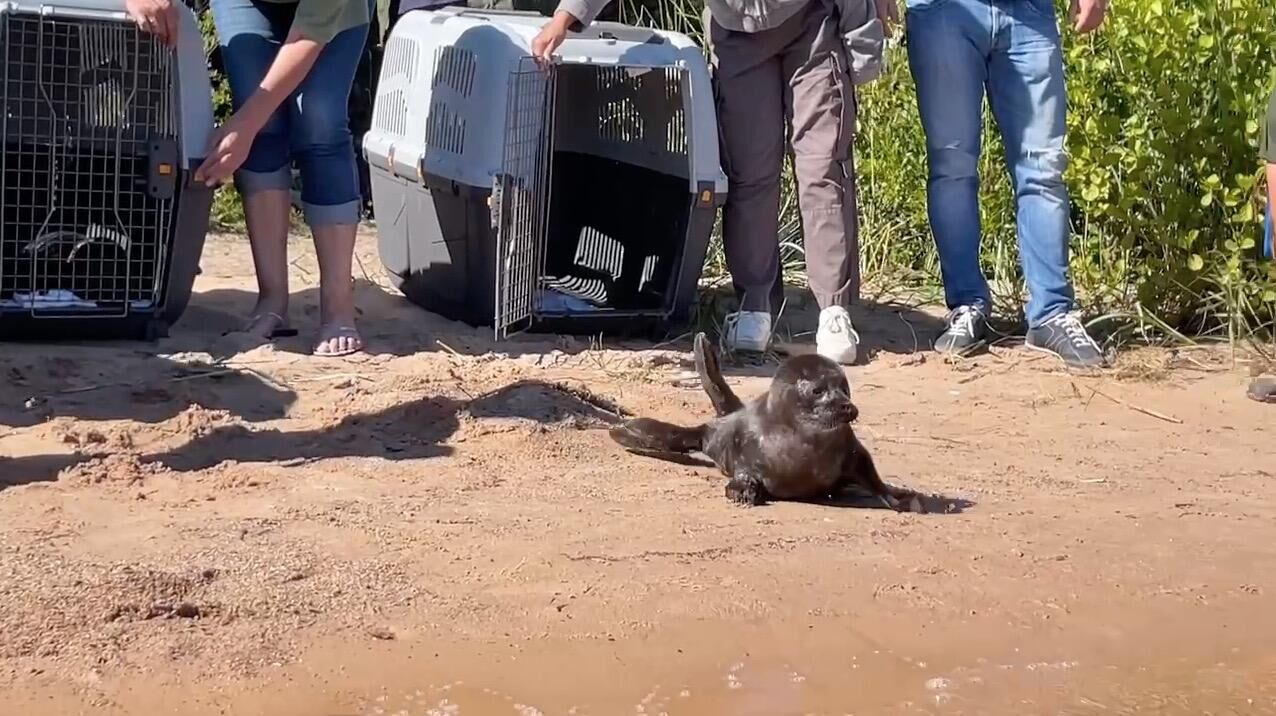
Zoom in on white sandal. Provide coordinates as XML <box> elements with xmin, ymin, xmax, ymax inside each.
<box><xmin>313</xmin><ymin>324</ymin><xmax>364</xmax><ymax>357</ymax></box>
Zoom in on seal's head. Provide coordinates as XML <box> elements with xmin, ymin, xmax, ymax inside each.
<box><xmin>770</xmin><ymin>354</ymin><xmax>856</xmax><ymax>428</ymax></box>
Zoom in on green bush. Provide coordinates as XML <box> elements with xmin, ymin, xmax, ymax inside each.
<box><xmin>1061</xmin><ymin>0</ymin><xmax>1276</xmax><ymax>341</ymax></box>
<box><xmin>199</xmin><ymin>0</ymin><xmax>1276</xmax><ymax>338</ymax></box>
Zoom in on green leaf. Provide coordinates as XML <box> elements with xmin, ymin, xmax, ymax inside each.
<box><xmin>1187</xmin><ymin>254</ymin><xmax>1205</xmax><ymax>271</ymax></box>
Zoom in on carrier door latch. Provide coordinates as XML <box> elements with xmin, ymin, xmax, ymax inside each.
<box><xmin>147</xmin><ymin>139</ymin><xmax>180</xmax><ymax>200</ymax></box>
<box><xmin>696</xmin><ymin>180</ymin><xmax>716</xmax><ymax>206</ymax></box>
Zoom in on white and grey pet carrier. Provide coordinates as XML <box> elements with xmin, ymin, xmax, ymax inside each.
<box><xmin>364</xmin><ymin>7</ymin><xmax>727</xmax><ymax>339</ymax></box>
<box><xmin>0</xmin><ymin>0</ymin><xmax>216</xmax><ymax>340</ymax></box>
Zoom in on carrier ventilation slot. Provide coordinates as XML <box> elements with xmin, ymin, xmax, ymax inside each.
<box><xmin>592</xmin><ymin>66</ymin><xmax>687</xmax><ymax>159</ymax></box>
<box><xmin>426</xmin><ymin>104</ymin><xmax>466</xmax><ymax>156</ymax></box>
<box><xmin>0</xmin><ymin>14</ymin><xmax>178</xmax><ymax>315</ymax></box>
<box><xmin>424</xmin><ymin>46</ymin><xmax>476</xmax><ymax>157</ymax></box>
<box><xmin>372</xmin><ymin>35</ymin><xmax>421</xmax><ymax>139</ymax></box>
<box><xmin>432</xmin><ymin>45</ymin><xmax>476</xmax><ymax>98</ymax></box>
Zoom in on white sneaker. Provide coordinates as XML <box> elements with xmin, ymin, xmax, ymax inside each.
<box><xmin>816</xmin><ymin>306</ymin><xmax>860</xmax><ymax>365</ymax></box>
<box><xmin>723</xmin><ymin>310</ymin><xmax>772</xmax><ymax>353</ymax></box>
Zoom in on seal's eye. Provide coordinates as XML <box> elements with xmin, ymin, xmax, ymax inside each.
<box><xmin>810</xmin><ymin>384</ymin><xmax>825</xmax><ymax>397</ymax></box>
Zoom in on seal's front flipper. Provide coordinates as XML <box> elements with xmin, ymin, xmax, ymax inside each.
<box><xmin>839</xmin><ymin>435</ymin><xmax>923</xmax><ymax>513</ymax></box>
<box><xmin>725</xmin><ymin>469</ymin><xmax>767</xmax><ymax>506</ymax></box>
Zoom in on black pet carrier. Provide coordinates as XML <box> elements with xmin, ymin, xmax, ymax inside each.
<box><xmin>0</xmin><ymin>0</ymin><xmax>216</xmax><ymax>340</ymax></box>
<box><xmin>364</xmin><ymin>8</ymin><xmax>727</xmax><ymax>339</ymax></box>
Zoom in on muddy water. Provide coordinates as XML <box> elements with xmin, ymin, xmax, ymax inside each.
<box><xmin>10</xmin><ymin>604</ymin><xmax>1276</xmax><ymax>716</ymax></box>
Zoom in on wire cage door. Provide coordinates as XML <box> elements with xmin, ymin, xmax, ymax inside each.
<box><xmin>0</xmin><ymin>11</ymin><xmax>179</xmax><ymax>318</ymax></box>
<box><xmin>492</xmin><ymin>58</ymin><xmax>554</xmax><ymax>339</ymax></box>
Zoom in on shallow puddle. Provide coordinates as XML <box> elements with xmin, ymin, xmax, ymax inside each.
<box><xmin>13</xmin><ymin>608</ymin><xmax>1275</xmax><ymax>715</ymax></box>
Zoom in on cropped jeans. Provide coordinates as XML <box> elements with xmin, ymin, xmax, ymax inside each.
<box><xmin>210</xmin><ymin>0</ymin><xmax>370</xmax><ymax>227</ymax></box>
<box><xmin>905</xmin><ymin>0</ymin><xmax>1074</xmax><ymax>327</ymax></box>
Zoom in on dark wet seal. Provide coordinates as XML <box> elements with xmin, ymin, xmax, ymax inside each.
<box><xmin>609</xmin><ymin>333</ymin><xmax>936</xmax><ymax>512</ymax></box>
<box><xmin>1248</xmin><ymin>375</ymin><xmax>1276</xmax><ymax>404</ymax></box>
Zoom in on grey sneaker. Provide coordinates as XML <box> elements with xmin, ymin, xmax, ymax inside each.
<box><xmin>1248</xmin><ymin>375</ymin><xmax>1276</xmax><ymax>403</ymax></box>
<box><xmin>934</xmin><ymin>305</ymin><xmax>988</xmax><ymax>356</ymax></box>
<box><xmin>1025</xmin><ymin>311</ymin><xmax>1107</xmax><ymax>370</ymax></box>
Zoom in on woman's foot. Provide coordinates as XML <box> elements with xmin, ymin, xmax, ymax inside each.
<box><xmin>309</xmin><ymin>223</ymin><xmax>362</xmax><ymax>357</ymax></box>
<box><xmin>314</xmin><ymin>322</ymin><xmax>364</xmax><ymax>357</ymax></box>
<box><xmin>237</xmin><ymin>309</ymin><xmax>297</xmax><ymax>339</ymax></box>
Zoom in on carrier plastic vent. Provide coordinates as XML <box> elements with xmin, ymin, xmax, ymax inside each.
<box><xmin>432</xmin><ymin>45</ymin><xmax>476</xmax><ymax>98</ymax></box>
<box><xmin>373</xmin><ymin>35</ymin><xmax>421</xmax><ymax>138</ymax></box>
<box><xmin>591</xmin><ymin>66</ymin><xmax>687</xmax><ymax>157</ymax></box>
<box><xmin>426</xmin><ymin>104</ymin><xmax>466</xmax><ymax>156</ymax></box>
<box><xmin>0</xmin><ymin>13</ymin><xmax>178</xmax><ymax>314</ymax></box>
<box><xmin>423</xmin><ymin>45</ymin><xmax>475</xmax><ymax>156</ymax></box>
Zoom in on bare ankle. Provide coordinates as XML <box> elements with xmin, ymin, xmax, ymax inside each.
<box><xmin>253</xmin><ymin>293</ymin><xmax>289</xmax><ymax>317</ymax></box>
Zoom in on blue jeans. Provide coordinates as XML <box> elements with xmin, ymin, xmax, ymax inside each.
<box><xmin>905</xmin><ymin>0</ymin><xmax>1074</xmax><ymax>327</ymax></box>
<box><xmin>210</xmin><ymin>0</ymin><xmax>369</xmax><ymax>227</ymax></box>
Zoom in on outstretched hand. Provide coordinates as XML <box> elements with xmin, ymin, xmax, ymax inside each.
<box><xmin>874</xmin><ymin>0</ymin><xmax>900</xmax><ymax>34</ymax></box>
<box><xmin>124</xmin><ymin>0</ymin><xmax>180</xmax><ymax>47</ymax></box>
<box><xmin>1069</xmin><ymin>0</ymin><xmax>1107</xmax><ymax>34</ymax></box>
<box><xmin>531</xmin><ymin>11</ymin><xmax>576</xmax><ymax>67</ymax></box>
<box><xmin>193</xmin><ymin>120</ymin><xmax>255</xmax><ymax>188</ymax></box>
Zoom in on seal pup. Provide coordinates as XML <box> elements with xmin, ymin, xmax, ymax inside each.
<box><xmin>610</xmin><ymin>333</ymin><xmax>923</xmax><ymax>511</ymax></box>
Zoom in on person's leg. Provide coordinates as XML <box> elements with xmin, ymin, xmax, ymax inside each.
<box><xmin>211</xmin><ymin>0</ymin><xmax>295</xmax><ymax>338</ymax></box>
<box><xmin>904</xmin><ymin>0</ymin><xmax>994</xmax><ymax>353</ymax></box>
<box><xmin>1251</xmin><ymin>94</ymin><xmax>1275</xmax><ymax>402</ymax></box>
<box><xmin>710</xmin><ymin>18</ymin><xmax>786</xmax><ymax>351</ymax></box>
<box><xmin>1267</xmin><ymin>161</ymin><xmax>1275</xmax><ymax>259</ymax></box>
<box><xmin>989</xmin><ymin>0</ymin><xmax>1102</xmax><ymax>368</ymax></box>
<box><xmin>987</xmin><ymin>0</ymin><xmax>1072</xmax><ymax>326</ymax></box>
<box><xmin>1266</xmin><ymin>84</ymin><xmax>1275</xmax><ymax>256</ymax></box>
<box><xmin>782</xmin><ymin>3</ymin><xmax>857</xmax><ymax>311</ymax></box>
<box><xmin>288</xmin><ymin>18</ymin><xmax>370</xmax><ymax>356</ymax></box>
<box><xmin>1268</xmin><ymin>162</ymin><xmax>1275</xmax><ymax>252</ymax></box>
<box><xmin>780</xmin><ymin>2</ymin><xmax>861</xmax><ymax>363</ymax></box>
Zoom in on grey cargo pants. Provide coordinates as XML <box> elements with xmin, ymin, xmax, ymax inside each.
<box><xmin>709</xmin><ymin>1</ymin><xmax>860</xmax><ymax>314</ymax></box>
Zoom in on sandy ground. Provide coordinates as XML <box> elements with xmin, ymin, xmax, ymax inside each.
<box><xmin>1</xmin><ymin>229</ymin><xmax>1274</xmax><ymax>716</ymax></box>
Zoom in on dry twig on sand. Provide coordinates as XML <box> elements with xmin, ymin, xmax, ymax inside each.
<box><xmin>1074</xmin><ymin>382</ymin><xmax>1183</xmax><ymax>424</ymax></box>
<box><xmin>435</xmin><ymin>340</ymin><xmax>465</xmax><ymax>361</ymax></box>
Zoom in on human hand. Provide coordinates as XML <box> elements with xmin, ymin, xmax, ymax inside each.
<box><xmin>193</xmin><ymin>119</ymin><xmax>256</xmax><ymax>188</ymax></box>
<box><xmin>874</xmin><ymin>0</ymin><xmax>900</xmax><ymax>34</ymax></box>
<box><xmin>124</xmin><ymin>0</ymin><xmax>180</xmax><ymax>47</ymax></box>
<box><xmin>531</xmin><ymin>11</ymin><xmax>575</xmax><ymax>67</ymax></box>
<box><xmin>1068</xmin><ymin>0</ymin><xmax>1107</xmax><ymax>34</ymax></box>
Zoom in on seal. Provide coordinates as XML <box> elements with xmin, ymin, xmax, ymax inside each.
<box><xmin>610</xmin><ymin>333</ymin><xmax>924</xmax><ymax>511</ymax></box>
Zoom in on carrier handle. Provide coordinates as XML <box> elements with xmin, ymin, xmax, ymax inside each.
<box><xmin>432</xmin><ymin>6</ymin><xmax>667</xmax><ymax>45</ymax></box>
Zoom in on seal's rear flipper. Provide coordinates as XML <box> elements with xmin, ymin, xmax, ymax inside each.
<box><xmin>694</xmin><ymin>332</ymin><xmax>744</xmax><ymax>417</ymax></box>
<box><xmin>619</xmin><ymin>446</ymin><xmax>715</xmax><ymax>468</ymax></box>
<box><xmin>609</xmin><ymin>418</ymin><xmax>705</xmax><ymax>454</ymax></box>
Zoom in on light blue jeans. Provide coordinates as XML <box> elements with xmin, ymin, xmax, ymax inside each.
<box><xmin>211</xmin><ymin>0</ymin><xmax>370</xmax><ymax>227</ymax></box>
<box><xmin>905</xmin><ymin>0</ymin><xmax>1074</xmax><ymax>327</ymax></box>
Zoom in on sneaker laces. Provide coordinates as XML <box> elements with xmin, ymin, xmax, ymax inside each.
<box><xmin>945</xmin><ymin>306</ymin><xmax>981</xmax><ymax>338</ymax></box>
<box><xmin>724</xmin><ymin>311</ymin><xmax>770</xmax><ymax>344</ymax></box>
<box><xmin>1053</xmin><ymin>311</ymin><xmax>1100</xmax><ymax>350</ymax></box>
<box><xmin>820</xmin><ymin>309</ymin><xmax>860</xmax><ymax>344</ymax></box>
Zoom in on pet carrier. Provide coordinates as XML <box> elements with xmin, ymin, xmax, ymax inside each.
<box><xmin>364</xmin><ymin>7</ymin><xmax>726</xmax><ymax>339</ymax></box>
<box><xmin>0</xmin><ymin>0</ymin><xmax>216</xmax><ymax>340</ymax></box>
